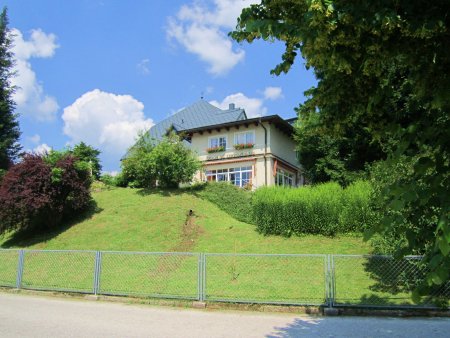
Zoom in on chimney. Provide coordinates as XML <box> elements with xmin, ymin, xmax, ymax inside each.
<box><xmin>229</xmin><ymin>103</ymin><xmax>235</xmax><ymax>110</ymax></box>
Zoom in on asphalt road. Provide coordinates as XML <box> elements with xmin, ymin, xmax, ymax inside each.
<box><xmin>0</xmin><ymin>293</ymin><xmax>449</xmax><ymax>337</ymax></box>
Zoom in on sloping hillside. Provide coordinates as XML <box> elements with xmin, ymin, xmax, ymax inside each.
<box><xmin>0</xmin><ymin>187</ymin><xmax>371</xmax><ymax>254</ymax></box>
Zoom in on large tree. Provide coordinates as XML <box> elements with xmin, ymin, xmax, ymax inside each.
<box><xmin>295</xmin><ymin>110</ymin><xmax>384</xmax><ymax>186</ymax></box>
<box><xmin>0</xmin><ymin>7</ymin><xmax>21</xmax><ymax>171</ymax></box>
<box><xmin>231</xmin><ymin>0</ymin><xmax>450</xmax><ymax>295</ymax></box>
<box><xmin>72</xmin><ymin>142</ymin><xmax>102</xmax><ymax>179</ymax></box>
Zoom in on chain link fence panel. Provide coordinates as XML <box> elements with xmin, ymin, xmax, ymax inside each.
<box><xmin>0</xmin><ymin>249</ymin><xmax>447</xmax><ymax>309</ymax></box>
<box><xmin>21</xmin><ymin>250</ymin><xmax>96</xmax><ymax>293</ymax></box>
<box><xmin>0</xmin><ymin>249</ymin><xmax>19</xmax><ymax>287</ymax></box>
<box><xmin>332</xmin><ymin>255</ymin><xmax>450</xmax><ymax>308</ymax></box>
<box><xmin>204</xmin><ymin>254</ymin><xmax>327</xmax><ymax>305</ymax></box>
<box><xmin>99</xmin><ymin>252</ymin><xmax>199</xmax><ymax>299</ymax></box>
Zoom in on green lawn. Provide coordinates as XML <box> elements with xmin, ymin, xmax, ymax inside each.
<box><xmin>0</xmin><ymin>187</ymin><xmax>371</xmax><ymax>254</ymax></box>
<box><xmin>1</xmin><ymin>187</ymin><xmax>441</xmax><ymax>307</ymax></box>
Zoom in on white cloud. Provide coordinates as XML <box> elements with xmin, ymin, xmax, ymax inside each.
<box><xmin>103</xmin><ymin>170</ymin><xmax>119</xmax><ymax>177</ymax></box>
<box><xmin>11</xmin><ymin>28</ymin><xmax>59</xmax><ymax>121</ymax></box>
<box><xmin>137</xmin><ymin>58</ymin><xmax>150</xmax><ymax>75</ymax></box>
<box><xmin>210</xmin><ymin>92</ymin><xmax>267</xmax><ymax>118</ymax></box>
<box><xmin>62</xmin><ymin>89</ymin><xmax>154</xmax><ymax>158</ymax></box>
<box><xmin>33</xmin><ymin>143</ymin><xmax>51</xmax><ymax>155</ymax></box>
<box><xmin>167</xmin><ymin>0</ymin><xmax>258</xmax><ymax>75</ymax></box>
<box><xmin>263</xmin><ymin>86</ymin><xmax>283</xmax><ymax>101</ymax></box>
<box><xmin>28</xmin><ymin>134</ymin><xmax>41</xmax><ymax>144</ymax></box>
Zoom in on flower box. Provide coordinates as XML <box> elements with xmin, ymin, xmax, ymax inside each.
<box><xmin>234</xmin><ymin>143</ymin><xmax>254</xmax><ymax>150</ymax></box>
<box><xmin>206</xmin><ymin>145</ymin><xmax>225</xmax><ymax>153</ymax></box>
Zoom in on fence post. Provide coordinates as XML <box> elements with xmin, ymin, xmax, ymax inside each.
<box><xmin>197</xmin><ymin>253</ymin><xmax>202</xmax><ymax>301</ymax></box>
<box><xmin>93</xmin><ymin>251</ymin><xmax>102</xmax><ymax>295</ymax></box>
<box><xmin>324</xmin><ymin>255</ymin><xmax>338</xmax><ymax>315</ymax></box>
<box><xmin>330</xmin><ymin>255</ymin><xmax>336</xmax><ymax>306</ymax></box>
<box><xmin>324</xmin><ymin>255</ymin><xmax>329</xmax><ymax>306</ymax></box>
<box><xmin>200</xmin><ymin>253</ymin><xmax>206</xmax><ymax>302</ymax></box>
<box><xmin>15</xmin><ymin>250</ymin><xmax>25</xmax><ymax>289</ymax></box>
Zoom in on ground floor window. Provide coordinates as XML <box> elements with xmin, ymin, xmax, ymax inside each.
<box><xmin>276</xmin><ymin>168</ymin><xmax>295</xmax><ymax>187</ymax></box>
<box><xmin>205</xmin><ymin>166</ymin><xmax>252</xmax><ymax>188</ymax></box>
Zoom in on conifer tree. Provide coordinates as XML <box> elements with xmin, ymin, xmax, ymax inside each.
<box><xmin>0</xmin><ymin>7</ymin><xmax>21</xmax><ymax>170</ymax></box>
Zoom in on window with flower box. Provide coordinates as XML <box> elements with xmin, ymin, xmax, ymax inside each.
<box><xmin>207</xmin><ymin>136</ymin><xmax>227</xmax><ymax>153</ymax></box>
<box><xmin>234</xmin><ymin>131</ymin><xmax>255</xmax><ymax>149</ymax></box>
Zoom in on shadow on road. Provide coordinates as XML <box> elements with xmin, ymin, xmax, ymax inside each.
<box><xmin>266</xmin><ymin>317</ymin><xmax>323</xmax><ymax>338</ymax></box>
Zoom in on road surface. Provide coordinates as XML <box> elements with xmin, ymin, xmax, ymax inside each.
<box><xmin>0</xmin><ymin>293</ymin><xmax>448</xmax><ymax>337</ymax></box>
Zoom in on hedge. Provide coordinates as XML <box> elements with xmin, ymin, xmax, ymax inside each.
<box><xmin>252</xmin><ymin>181</ymin><xmax>374</xmax><ymax>236</ymax></box>
<box><xmin>190</xmin><ymin>182</ymin><xmax>254</xmax><ymax>224</ymax></box>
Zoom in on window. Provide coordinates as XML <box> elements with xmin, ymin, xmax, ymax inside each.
<box><xmin>234</xmin><ymin>131</ymin><xmax>254</xmax><ymax>145</ymax></box>
<box><xmin>209</xmin><ymin>136</ymin><xmax>227</xmax><ymax>149</ymax></box>
<box><xmin>205</xmin><ymin>166</ymin><xmax>252</xmax><ymax>188</ymax></box>
<box><xmin>276</xmin><ymin>169</ymin><xmax>294</xmax><ymax>187</ymax></box>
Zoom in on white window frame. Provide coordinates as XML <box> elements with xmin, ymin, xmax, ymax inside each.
<box><xmin>205</xmin><ymin>166</ymin><xmax>253</xmax><ymax>188</ymax></box>
<box><xmin>276</xmin><ymin>168</ymin><xmax>295</xmax><ymax>187</ymax></box>
<box><xmin>208</xmin><ymin>135</ymin><xmax>227</xmax><ymax>149</ymax></box>
<box><xmin>234</xmin><ymin>130</ymin><xmax>255</xmax><ymax>145</ymax></box>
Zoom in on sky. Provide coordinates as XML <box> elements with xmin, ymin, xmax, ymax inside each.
<box><xmin>4</xmin><ymin>0</ymin><xmax>316</xmax><ymax>173</ymax></box>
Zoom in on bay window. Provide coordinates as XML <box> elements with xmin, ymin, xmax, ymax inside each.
<box><xmin>205</xmin><ymin>166</ymin><xmax>252</xmax><ymax>188</ymax></box>
<box><xmin>276</xmin><ymin>168</ymin><xmax>294</xmax><ymax>187</ymax></box>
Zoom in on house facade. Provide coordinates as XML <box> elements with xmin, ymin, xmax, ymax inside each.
<box><xmin>183</xmin><ymin>116</ymin><xmax>303</xmax><ymax>188</ymax></box>
<box><xmin>136</xmin><ymin>100</ymin><xmax>303</xmax><ymax>188</ymax></box>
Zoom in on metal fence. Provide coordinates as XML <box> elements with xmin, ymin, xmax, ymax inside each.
<box><xmin>0</xmin><ymin>249</ymin><xmax>448</xmax><ymax>309</ymax></box>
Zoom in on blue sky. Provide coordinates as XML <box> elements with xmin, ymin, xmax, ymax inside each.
<box><xmin>5</xmin><ymin>0</ymin><xmax>316</xmax><ymax>172</ymax></box>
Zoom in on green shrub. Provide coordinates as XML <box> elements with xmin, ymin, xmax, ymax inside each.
<box><xmin>252</xmin><ymin>181</ymin><xmax>374</xmax><ymax>236</ymax></box>
<box><xmin>190</xmin><ymin>182</ymin><xmax>254</xmax><ymax>224</ymax></box>
<box><xmin>121</xmin><ymin>132</ymin><xmax>200</xmax><ymax>188</ymax></box>
<box><xmin>339</xmin><ymin>180</ymin><xmax>375</xmax><ymax>232</ymax></box>
<box><xmin>100</xmin><ymin>174</ymin><xmax>116</xmax><ymax>187</ymax></box>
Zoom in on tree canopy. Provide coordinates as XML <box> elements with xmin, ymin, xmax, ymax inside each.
<box><xmin>0</xmin><ymin>7</ymin><xmax>21</xmax><ymax>171</ymax></box>
<box><xmin>121</xmin><ymin>132</ymin><xmax>201</xmax><ymax>188</ymax></box>
<box><xmin>231</xmin><ymin>0</ymin><xmax>450</xmax><ymax>295</ymax></box>
<box><xmin>72</xmin><ymin>142</ymin><xmax>102</xmax><ymax>179</ymax></box>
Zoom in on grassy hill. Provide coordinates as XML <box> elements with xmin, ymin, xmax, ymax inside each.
<box><xmin>0</xmin><ymin>187</ymin><xmax>371</xmax><ymax>254</ymax></box>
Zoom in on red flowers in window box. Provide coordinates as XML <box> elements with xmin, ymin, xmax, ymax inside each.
<box><xmin>234</xmin><ymin>143</ymin><xmax>254</xmax><ymax>150</ymax></box>
<box><xmin>206</xmin><ymin>145</ymin><xmax>225</xmax><ymax>153</ymax></box>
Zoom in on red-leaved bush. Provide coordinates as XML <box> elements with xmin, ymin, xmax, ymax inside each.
<box><xmin>0</xmin><ymin>154</ymin><xmax>92</xmax><ymax>233</ymax></box>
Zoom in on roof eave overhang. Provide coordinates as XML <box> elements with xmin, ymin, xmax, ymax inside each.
<box><xmin>180</xmin><ymin>115</ymin><xmax>295</xmax><ymax>139</ymax></box>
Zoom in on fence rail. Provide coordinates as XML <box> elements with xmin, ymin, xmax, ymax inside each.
<box><xmin>0</xmin><ymin>249</ymin><xmax>448</xmax><ymax>310</ymax></box>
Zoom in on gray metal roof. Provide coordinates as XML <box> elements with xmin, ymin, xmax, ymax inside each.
<box><xmin>145</xmin><ymin>100</ymin><xmax>246</xmax><ymax>141</ymax></box>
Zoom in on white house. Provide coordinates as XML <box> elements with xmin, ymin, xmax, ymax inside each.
<box><xmin>137</xmin><ymin>100</ymin><xmax>303</xmax><ymax>188</ymax></box>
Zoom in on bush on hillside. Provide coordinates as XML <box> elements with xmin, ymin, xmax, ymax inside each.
<box><xmin>100</xmin><ymin>173</ymin><xmax>117</xmax><ymax>187</ymax></box>
<box><xmin>121</xmin><ymin>132</ymin><xmax>201</xmax><ymax>188</ymax></box>
<box><xmin>252</xmin><ymin>181</ymin><xmax>375</xmax><ymax>236</ymax></box>
<box><xmin>0</xmin><ymin>154</ymin><xmax>92</xmax><ymax>234</ymax></box>
<box><xmin>190</xmin><ymin>182</ymin><xmax>254</xmax><ymax>224</ymax></box>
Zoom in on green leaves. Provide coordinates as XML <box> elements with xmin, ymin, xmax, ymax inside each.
<box><xmin>438</xmin><ymin>237</ymin><xmax>449</xmax><ymax>256</ymax></box>
<box><xmin>230</xmin><ymin>0</ymin><xmax>450</xmax><ymax>297</ymax></box>
<box><xmin>121</xmin><ymin>132</ymin><xmax>200</xmax><ymax>188</ymax></box>
<box><xmin>50</xmin><ymin>167</ymin><xmax>63</xmax><ymax>184</ymax></box>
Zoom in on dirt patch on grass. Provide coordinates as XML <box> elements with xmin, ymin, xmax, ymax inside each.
<box><xmin>147</xmin><ymin>210</ymin><xmax>204</xmax><ymax>279</ymax></box>
<box><xmin>171</xmin><ymin>210</ymin><xmax>204</xmax><ymax>252</ymax></box>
